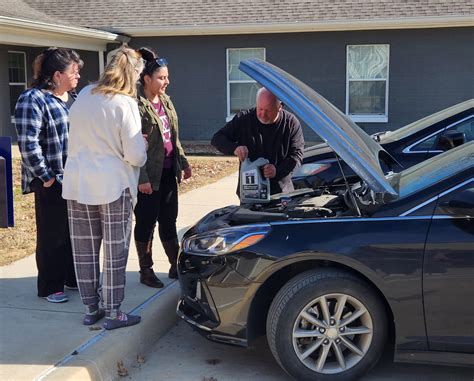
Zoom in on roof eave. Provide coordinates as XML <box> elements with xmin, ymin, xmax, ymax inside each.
<box><xmin>113</xmin><ymin>15</ymin><xmax>474</xmax><ymax>37</ymax></box>
<box><xmin>0</xmin><ymin>16</ymin><xmax>129</xmax><ymax>50</ymax></box>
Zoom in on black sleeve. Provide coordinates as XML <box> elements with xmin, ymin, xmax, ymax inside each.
<box><xmin>211</xmin><ymin>113</ymin><xmax>245</xmax><ymax>155</ymax></box>
<box><xmin>274</xmin><ymin>117</ymin><xmax>305</xmax><ymax>181</ymax></box>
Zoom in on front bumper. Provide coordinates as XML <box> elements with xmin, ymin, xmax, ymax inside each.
<box><xmin>176</xmin><ymin>250</ymin><xmax>260</xmax><ymax>347</ymax></box>
<box><xmin>176</xmin><ymin>298</ymin><xmax>248</xmax><ymax>347</ymax></box>
<box><xmin>176</xmin><ymin>299</ymin><xmax>213</xmax><ymax>332</ymax></box>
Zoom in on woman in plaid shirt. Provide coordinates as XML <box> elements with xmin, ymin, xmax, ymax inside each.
<box><xmin>15</xmin><ymin>48</ymin><xmax>83</xmax><ymax>304</ymax></box>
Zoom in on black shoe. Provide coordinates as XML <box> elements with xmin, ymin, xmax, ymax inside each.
<box><xmin>140</xmin><ymin>268</ymin><xmax>164</xmax><ymax>288</ymax></box>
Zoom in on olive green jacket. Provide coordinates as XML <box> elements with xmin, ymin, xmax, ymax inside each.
<box><xmin>137</xmin><ymin>88</ymin><xmax>189</xmax><ymax>190</ymax></box>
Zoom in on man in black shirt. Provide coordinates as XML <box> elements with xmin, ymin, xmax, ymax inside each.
<box><xmin>211</xmin><ymin>88</ymin><xmax>304</xmax><ymax>195</ymax></box>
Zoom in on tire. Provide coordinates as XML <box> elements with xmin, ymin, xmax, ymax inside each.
<box><xmin>266</xmin><ymin>269</ymin><xmax>387</xmax><ymax>381</ymax></box>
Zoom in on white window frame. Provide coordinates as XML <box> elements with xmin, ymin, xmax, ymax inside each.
<box><xmin>8</xmin><ymin>50</ymin><xmax>27</xmax><ymax>123</ymax></box>
<box><xmin>346</xmin><ymin>44</ymin><xmax>389</xmax><ymax>123</ymax></box>
<box><xmin>226</xmin><ymin>47</ymin><xmax>266</xmax><ymax>122</ymax></box>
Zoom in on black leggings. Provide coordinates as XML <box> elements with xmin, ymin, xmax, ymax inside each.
<box><xmin>134</xmin><ymin>168</ymin><xmax>178</xmax><ymax>243</ymax></box>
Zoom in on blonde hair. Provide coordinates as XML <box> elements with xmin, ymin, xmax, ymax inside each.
<box><xmin>92</xmin><ymin>46</ymin><xmax>144</xmax><ymax>97</ymax></box>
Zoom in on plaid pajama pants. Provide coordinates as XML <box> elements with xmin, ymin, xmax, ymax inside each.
<box><xmin>67</xmin><ymin>189</ymin><xmax>133</xmax><ymax>314</ymax></box>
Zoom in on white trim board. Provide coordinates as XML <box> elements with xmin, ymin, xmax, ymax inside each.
<box><xmin>113</xmin><ymin>15</ymin><xmax>474</xmax><ymax>37</ymax></box>
<box><xmin>0</xmin><ymin>16</ymin><xmax>127</xmax><ymax>51</ymax></box>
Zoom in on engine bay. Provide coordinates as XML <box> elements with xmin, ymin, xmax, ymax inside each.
<box><xmin>191</xmin><ymin>181</ymin><xmax>384</xmax><ymax>234</ymax></box>
<box><xmin>250</xmin><ymin>187</ymin><xmax>346</xmax><ymax>219</ymax></box>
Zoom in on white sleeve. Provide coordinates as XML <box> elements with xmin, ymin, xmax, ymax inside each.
<box><xmin>120</xmin><ymin>98</ymin><xmax>147</xmax><ymax>167</ymax></box>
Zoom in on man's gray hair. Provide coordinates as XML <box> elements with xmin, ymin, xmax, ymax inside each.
<box><xmin>256</xmin><ymin>87</ymin><xmax>281</xmax><ymax>106</ymax></box>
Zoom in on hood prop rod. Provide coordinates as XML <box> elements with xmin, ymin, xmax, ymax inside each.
<box><xmin>335</xmin><ymin>155</ymin><xmax>362</xmax><ymax>217</ymax></box>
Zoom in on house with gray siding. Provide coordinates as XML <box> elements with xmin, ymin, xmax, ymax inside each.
<box><xmin>1</xmin><ymin>0</ymin><xmax>473</xmax><ymax>142</ymax></box>
<box><xmin>0</xmin><ymin>0</ymin><xmax>127</xmax><ymax>138</ymax></box>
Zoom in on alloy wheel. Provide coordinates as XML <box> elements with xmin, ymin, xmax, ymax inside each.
<box><xmin>292</xmin><ymin>293</ymin><xmax>373</xmax><ymax>374</ymax></box>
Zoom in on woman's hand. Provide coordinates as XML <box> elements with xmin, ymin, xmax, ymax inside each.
<box><xmin>183</xmin><ymin>166</ymin><xmax>192</xmax><ymax>180</ymax></box>
<box><xmin>138</xmin><ymin>182</ymin><xmax>153</xmax><ymax>194</ymax></box>
<box><xmin>43</xmin><ymin>177</ymin><xmax>56</xmax><ymax>188</ymax></box>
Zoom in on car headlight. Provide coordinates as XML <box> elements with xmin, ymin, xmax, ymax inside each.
<box><xmin>182</xmin><ymin>224</ymin><xmax>271</xmax><ymax>256</ymax></box>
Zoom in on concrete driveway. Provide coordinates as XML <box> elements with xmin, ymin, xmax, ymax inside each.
<box><xmin>127</xmin><ymin>321</ymin><xmax>474</xmax><ymax>381</ymax></box>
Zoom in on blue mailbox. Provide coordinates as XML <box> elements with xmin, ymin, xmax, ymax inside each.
<box><xmin>0</xmin><ymin>137</ymin><xmax>14</xmax><ymax>227</ymax></box>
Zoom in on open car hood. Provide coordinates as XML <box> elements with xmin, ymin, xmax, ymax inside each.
<box><xmin>239</xmin><ymin>58</ymin><xmax>398</xmax><ymax>197</ymax></box>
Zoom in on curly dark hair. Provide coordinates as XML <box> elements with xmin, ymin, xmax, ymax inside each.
<box><xmin>31</xmin><ymin>47</ymin><xmax>84</xmax><ymax>90</ymax></box>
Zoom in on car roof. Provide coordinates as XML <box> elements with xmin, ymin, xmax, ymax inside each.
<box><xmin>381</xmin><ymin>99</ymin><xmax>474</xmax><ymax>143</ymax></box>
<box><xmin>389</xmin><ymin>141</ymin><xmax>474</xmax><ymax>199</ymax></box>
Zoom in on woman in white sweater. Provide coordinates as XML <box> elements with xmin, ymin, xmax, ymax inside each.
<box><xmin>63</xmin><ymin>46</ymin><xmax>147</xmax><ymax>330</ymax></box>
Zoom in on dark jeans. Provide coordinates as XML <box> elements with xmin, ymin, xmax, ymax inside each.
<box><xmin>134</xmin><ymin>168</ymin><xmax>178</xmax><ymax>243</ymax></box>
<box><xmin>32</xmin><ymin>178</ymin><xmax>76</xmax><ymax>297</ymax></box>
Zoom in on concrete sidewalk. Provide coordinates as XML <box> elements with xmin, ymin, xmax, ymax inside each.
<box><xmin>0</xmin><ymin>171</ymin><xmax>239</xmax><ymax>381</ymax></box>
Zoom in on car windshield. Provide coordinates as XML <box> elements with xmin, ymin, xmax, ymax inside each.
<box><xmin>388</xmin><ymin>141</ymin><xmax>474</xmax><ymax>198</ymax></box>
<box><xmin>381</xmin><ymin>99</ymin><xmax>474</xmax><ymax>143</ymax></box>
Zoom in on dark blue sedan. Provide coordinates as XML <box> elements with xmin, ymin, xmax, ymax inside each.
<box><xmin>177</xmin><ymin>59</ymin><xmax>474</xmax><ymax>381</ymax></box>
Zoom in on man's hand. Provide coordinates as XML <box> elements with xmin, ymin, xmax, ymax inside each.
<box><xmin>183</xmin><ymin>166</ymin><xmax>192</xmax><ymax>180</ymax></box>
<box><xmin>233</xmin><ymin>146</ymin><xmax>249</xmax><ymax>162</ymax></box>
<box><xmin>138</xmin><ymin>182</ymin><xmax>153</xmax><ymax>194</ymax></box>
<box><xmin>43</xmin><ymin>177</ymin><xmax>55</xmax><ymax>188</ymax></box>
<box><xmin>262</xmin><ymin>164</ymin><xmax>276</xmax><ymax>179</ymax></box>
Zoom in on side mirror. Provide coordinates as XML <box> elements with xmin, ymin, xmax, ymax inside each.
<box><xmin>438</xmin><ymin>189</ymin><xmax>474</xmax><ymax>216</ymax></box>
<box><xmin>435</xmin><ymin>131</ymin><xmax>466</xmax><ymax>151</ymax></box>
<box><xmin>370</xmin><ymin>130</ymin><xmax>390</xmax><ymax>143</ymax></box>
